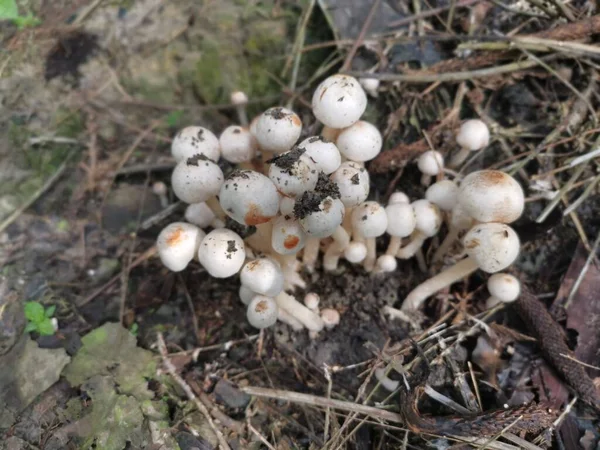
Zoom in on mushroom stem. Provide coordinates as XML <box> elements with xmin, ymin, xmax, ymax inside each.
<box><xmin>402</xmin><ymin>257</ymin><xmax>479</xmax><ymax>311</ymax></box>
<box><xmin>485</xmin><ymin>296</ymin><xmax>502</xmax><ymax>309</ymax></box>
<box><xmin>385</xmin><ymin>236</ymin><xmax>403</xmax><ymax>256</ymax></box>
<box><xmin>323</xmin><ymin>226</ymin><xmax>351</xmax><ymax>271</ymax></box>
<box><xmin>275</xmin><ymin>292</ymin><xmax>324</xmax><ymax>332</ymax></box>
<box><xmin>397</xmin><ymin>232</ymin><xmax>427</xmax><ymax>259</ymax></box>
<box><xmin>420</xmin><ymin>174</ymin><xmax>432</xmax><ymax>186</ymax></box>
<box><xmin>236</xmin><ymin>105</ymin><xmax>249</xmax><ymax>127</ymax></box>
<box><xmin>450</xmin><ymin>147</ymin><xmax>470</xmax><ymax>168</ymax></box>
<box><xmin>415</xmin><ymin>249</ymin><xmax>428</xmax><ymax>272</ymax></box>
<box><xmin>303</xmin><ymin>237</ymin><xmax>321</xmax><ymax>272</ymax></box>
<box><xmin>364</xmin><ymin>238</ymin><xmax>377</xmax><ymax>272</ymax></box>
<box><xmin>277</xmin><ymin>307</ymin><xmax>304</xmax><ymax>330</ymax></box>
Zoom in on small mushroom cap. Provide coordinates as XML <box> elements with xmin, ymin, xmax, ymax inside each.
<box><xmin>157</xmin><ymin>222</ymin><xmax>204</xmax><ymax>272</ymax></box>
<box><xmin>320</xmin><ymin>308</ymin><xmax>340</xmax><ymax>328</ymax></box>
<box><xmin>197</xmin><ymin>228</ymin><xmax>246</xmax><ymax>278</ymax></box>
<box><xmin>298</xmin><ymin>136</ymin><xmax>341</xmax><ymax>175</ymax></box>
<box><xmin>458</xmin><ymin>170</ymin><xmax>525</xmax><ymax>223</ymax></box>
<box><xmin>254</xmin><ymin>107</ymin><xmax>302</xmax><ymax>153</ymax></box>
<box><xmin>312</xmin><ymin>74</ymin><xmax>367</xmax><ymax>129</ymax></box>
<box><xmin>417</xmin><ymin>150</ymin><xmax>444</xmax><ymax>176</ymax></box>
<box><xmin>239</xmin><ymin>285</ymin><xmax>256</xmax><ymax>305</ymax></box>
<box><xmin>171</xmin><ymin>126</ymin><xmax>220</xmax><ymax>162</ymax></box>
<box><xmin>230</xmin><ymin>91</ymin><xmax>248</xmax><ymax>105</ymax></box>
<box><xmin>304</xmin><ymin>293</ymin><xmax>320</xmax><ymax>310</ymax></box>
<box><xmin>456</xmin><ymin>119</ymin><xmax>490</xmax><ymax>151</ymax></box>
<box><xmin>412</xmin><ymin>199</ymin><xmax>442</xmax><ymax>237</ymax></box>
<box><xmin>171</xmin><ymin>156</ymin><xmax>224</xmax><ymax>204</ymax></box>
<box><xmin>336</xmin><ymin>121</ymin><xmax>382</xmax><ymax>162</ymax></box>
<box><xmin>359</xmin><ymin>77</ymin><xmax>380</xmax><ymax>97</ymax></box>
<box><xmin>425</xmin><ymin>179</ymin><xmax>459</xmax><ymax>211</ymax></box>
<box><xmin>152</xmin><ymin>181</ymin><xmax>167</xmax><ymax>196</ymax></box>
<box><xmin>268</xmin><ymin>148</ymin><xmax>319</xmax><ymax>197</ymax></box>
<box><xmin>487</xmin><ymin>273</ymin><xmax>520</xmax><ymax>302</ymax></box>
<box><xmin>330</xmin><ymin>161</ymin><xmax>370</xmax><ymax>207</ymax></box>
<box><xmin>219</xmin><ymin>126</ymin><xmax>258</xmax><ymax>163</ymax></box>
<box><xmin>389</xmin><ymin>192</ymin><xmax>410</xmax><ymax>204</ymax></box>
<box><xmin>344</xmin><ymin>241</ymin><xmax>367</xmax><ymax>263</ymax></box>
<box><xmin>219</xmin><ymin>170</ymin><xmax>280</xmax><ymax>226</ymax></box>
<box><xmin>376</xmin><ymin>254</ymin><xmax>397</xmax><ymax>272</ymax></box>
<box><xmin>463</xmin><ymin>223</ymin><xmax>520</xmax><ymax>273</ymax></box>
<box><xmin>279</xmin><ymin>196</ymin><xmax>296</xmax><ymax>216</ymax></box>
<box><xmin>185</xmin><ymin>202</ymin><xmax>216</xmax><ymax>228</ymax></box>
<box><xmin>271</xmin><ymin>215</ymin><xmax>306</xmax><ymax>255</ymax></box>
<box><xmin>351</xmin><ymin>201</ymin><xmax>388</xmax><ymax>238</ymax></box>
<box><xmin>241</xmin><ymin>258</ymin><xmax>284</xmax><ymax>297</ymax></box>
<box><xmin>297</xmin><ymin>196</ymin><xmax>345</xmax><ymax>238</ymax></box>
<box><xmin>247</xmin><ymin>295</ymin><xmax>279</xmax><ymax>329</ymax></box>
<box><xmin>385</xmin><ymin>202</ymin><xmax>417</xmax><ymax>237</ymax></box>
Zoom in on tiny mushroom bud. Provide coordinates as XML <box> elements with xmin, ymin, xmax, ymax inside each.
<box><xmin>271</xmin><ymin>215</ymin><xmax>307</xmax><ymax>255</ymax></box>
<box><xmin>152</xmin><ymin>181</ymin><xmax>168</xmax><ymax>207</ymax></box>
<box><xmin>359</xmin><ymin>77</ymin><xmax>380</xmax><ymax>98</ymax></box>
<box><xmin>157</xmin><ymin>222</ymin><xmax>205</xmax><ymax>272</ymax></box>
<box><xmin>389</xmin><ymin>192</ymin><xmax>410</xmax><ymax>204</ymax></box>
<box><xmin>298</xmin><ymin>136</ymin><xmax>342</xmax><ymax>174</ymax></box>
<box><xmin>268</xmin><ymin>147</ymin><xmax>319</xmax><ymax>197</ymax></box>
<box><xmin>397</xmin><ymin>200</ymin><xmax>441</xmax><ymax>259</ymax></box>
<box><xmin>384</xmin><ymin>201</ymin><xmax>417</xmax><ymax>256</ymax></box>
<box><xmin>321</xmin><ymin>308</ymin><xmax>340</xmax><ymax>329</ymax></box>
<box><xmin>239</xmin><ymin>284</ymin><xmax>256</xmax><ymax>305</ymax></box>
<box><xmin>247</xmin><ymin>295</ymin><xmax>278</xmax><ymax>329</ymax></box>
<box><xmin>219</xmin><ymin>126</ymin><xmax>258</xmax><ymax>163</ymax></box>
<box><xmin>279</xmin><ymin>196</ymin><xmax>296</xmax><ymax>216</ymax></box>
<box><xmin>255</xmin><ymin>107</ymin><xmax>302</xmax><ymax>153</ymax></box>
<box><xmin>185</xmin><ymin>202</ymin><xmax>223</xmax><ymax>229</ymax></box>
<box><xmin>451</xmin><ymin>119</ymin><xmax>490</xmax><ymax>167</ymax></box>
<box><xmin>402</xmin><ymin>223</ymin><xmax>520</xmax><ymax>311</ymax></box>
<box><xmin>219</xmin><ymin>170</ymin><xmax>280</xmax><ymax>226</ymax></box>
<box><xmin>241</xmin><ymin>258</ymin><xmax>284</xmax><ymax>297</ymax></box>
<box><xmin>304</xmin><ymin>293</ymin><xmax>320</xmax><ymax>311</ymax></box>
<box><xmin>171</xmin><ymin>126</ymin><xmax>220</xmax><ymax>162</ymax></box>
<box><xmin>230</xmin><ymin>90</ymin><xmax>249</xmax><ymax>126</ymax></box>
<box><xmin>344</xmin><ymin>241</ymin><xmax>368</xmax><ymax>263</ymax></box>
<box><xmin>171</xmin><ymin>154</ymin><xmax>224</xmax><ymax>204</ymax></box>
<box><xmin>417</xmin><ymin>150</ymin><xmax>444</xmax><ymax>186</ymax></box>
<box><xmin>294</xmin><ymin>174</ymin><xmax>345</xmax><ymax>238</ymax></box>
<box><xmin>486</xmin><ymin>273</ymin><xmax>521</xmax><ymax>309</ymax></box>
<box><xmin>312</xmin><ymin>74</ymin><xmax>367</xmax><ymax>129</ymax></box>
<box><xmin>425</xmin><ymin>179</ymin><xmax>459</xmax><ymax>212</ymax></box>
<box><xmin>458</xmin><ymin>170</ymin><xmax>525</xmax><ymax>224</ymax></box>
<box><xmin>336</xmin><ymin>120</ymin><xmax>383</xmax><ymax>162</ymax></box>
<box><xmin>330</xmin><ymin>161</ymin><xmax>370</xmax><ymax>207</ymax></box>
<box><xmin>351</xmin><ymin>201</ymin><xmax>388</xmax><ymax>272</ymax></box>
<box><xmin>197</xmin><ymin>228</ymin><xmax>246</xmax><ymax>278</ymax></box>
<box><xmin>375</xmin><ymin>254</ymin><xmax>397</xmax><ymax>273</ymax></box>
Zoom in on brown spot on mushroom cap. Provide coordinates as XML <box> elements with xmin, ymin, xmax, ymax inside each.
<box><xmin>465</xmin><ymin>238</ymin><xmax>480</xmax><ymax>249</ymax></box>
<box><xmin>245</xmin><ymin>203</ymin><xmax>273</xmax><ymax>225</ymax></box>
<box><xmin>319</xmin><ymin>86</ymin><xmax>328</xmax><ymax>101</ymax></box>
<box><xmin>246</xmin><ymin>260</ymin><xmax>260</xmax><ymax>271</ymax></box>
<box><xmin>166</xmin><ymin>226</ymin><xmax>184</xmax><ymax>246</ymax></box>
<box><xmin>291</xmin><ymin>115</ymin><xmax>302</xmax><ymax>127</ymax></box>
<box><xmin>283</xmin><ymin>235</ymin><xmax>300</xmax><ymax>249</ymax></box>
<box><xmin>255</xmin><ymin>300</ymin><xmax>269</xmax><ymax>313</ymax></box>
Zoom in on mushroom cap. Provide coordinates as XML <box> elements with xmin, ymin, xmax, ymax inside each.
<box><xmin>247</xmin><ymin>295</ymin><xmax>279</xmax><ymax>329</ymax></box>
<box><xmin>157</xmin><ymin>222</ymin><xmax>204</xmax><ymax>272</ymax></box>
<box><xmin>336</xmin><ymin>121</ymin><xmax>382</xmax><ymax>162</ymax></box>
<box><xmin>184</xmin><ymin>202</ymin><xmax>216</xmax><ymax>228</ymax></box>
<box><xmin>385</xmin><ymin>202</ymin><xmax>417</xmax><ymax>237</ymax></box>
<box><xmin>254</xmin><ymin>107</ymin><xmax>302</xmax><ymax>153</ymax></box>
<box><xmin>344</xmin><ymin>241</ymin><xmax>367</xmax><ymax>263</ymax></box>
<box><xmin>219</xmin><ymin>126</ymin><xmax>258</xmax><ymax>163</ymax></box>
<box><xmin>463</xmin><ymin>223</ymin><xmax>520</xmax><ymax>273</ymax></box>
<box><xmin>359</xmin><ymin>77</ymin><xmax>380</xmax><ymax>97</ymax></box>
<box><xmin>241</xmin><ymin>258</ymin><xmax>284</xmax><ymax>297</ymax></box>
<box><xmin>389</xmin><ymin>192</ymin><xmax>410</xmax><ymax>204</ymax></box>
<box><xmin>197</xmin><ymin>228</ymin><xmax>246</xmax><ymax>278</ymax></box>
<box><xmin>425</xmin><ymin>179</ymin><xmax>459</xmax><ymax>211</ymax></box>
<box><xmin>219</xmin><ymin>170</ymin><xmax>280</xmax><ymax>226</ymax></box>
<box><xmin>376</xmin><ymin>254</ymin><xmax>397</xmax><ymax>272</ymax></box>
<box><xmin>320</xmin><ymin>308</ymin><xmax>340</xmax><ymax>328</ymax></box>
<box><xmin>312</xmin><ymin>74</ymin><xmax>367</xmax><ymax>129</ymax></box>
<box><xmin>304</xmin><ymin>293</ymin><xmax>320</xmax><ymax>310</ymax></box>
<box><xmin>412</xmin><ymin>199</ymin><xmax>442</xmax><ymax>237</ymax></box>
<box><xmin>417</xmin><ymin>150</ymin><xmax>444</xmax><ymax>176</ymax></box>
<box><xmin>458</xmin><ymin>170</ymin><xmax>525</xmax><ymax>223</ymax></box>
<box><xmin>456</xmin><ymin>119</ymin><xmax>490</xmax><ymax>151</ymax></box>
<box><xmin>171</xmin><ymin>126</ymin><xmax>220</xmax><ymax>162</ymax></box>
<box><xmin>171</xmin><ymin>156</ymin><xmax>224</xmax><ymax>204</ymax></box>
<box><xmin>330</xmin><ymin>161</ymin><xmax>370</xmax><ymax>207</ymax></box>
<box><xmin>487</xmin><ymin>273</ymin><xmax>520</xmax><ymax>302</ymax></box>
<box><xmin>279</xmin><ymin>196</ymin><xmax>296</xmax><ymax>216</ymax></box>
<box><xmin>298</xmin><ymin>136</ymin><xmax>341</xmax><ymax>174</ymax></box>
<box><xmin>351</xmin><ymin>201</ymin><xmax>388</xmax><ymax>238</ymax></box>
<box><xmin>268</xmin><ymin>148</ymin><xmax>319</xmax><ymax>197</ymax></box>
<box><xmin>152</xmin><ymin>181</ymin><xmax>167</xmax><ymax>196</ymax></box>
<box><xmin>297</xmin><ymin>196</ymin><xmax>345</xmax><ymax>238</ymax></box>
<box><xmin>239</xmin><ymin>284</ymin><xmax>256</xmax><ymax>305</ymax></box>
<box><xmin>271</xmin><ymin>215</ymin><xmax>307</xmax><ymax>255</ymax></box>
<box><xmin>230</xmin><ymin>90</ymin><xmax>248</xmax><ymax>105</ymax></box>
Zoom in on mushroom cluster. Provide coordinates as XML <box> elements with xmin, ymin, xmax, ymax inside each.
<box><xmin>155</xmin><ymin>73</ymin><xmax>523</xmax><ymax>330</ymax></box>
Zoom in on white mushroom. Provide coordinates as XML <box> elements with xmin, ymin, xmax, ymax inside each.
<box><xmin>240</xmin><ymin>258</ymin><xmax>284</xmax><ymax>297</ymax></box>
<box><xmin>425</xmin><ymin>180</ymin><xmax>459</xmax><ymax>212</ymax></box>
<box><xmin>219</xmin><ymin>126</ymin><xmax>258</xmax><ymax>163</ymax></box>
<box><xmin>335</xmin><ymin>121</ymin><xmax>382</xmax><ymax>162</ymax></box>
<box><xmin>397</xmin><ymin>200</ymin><xmax>442</xmax><ymax>259</ymax></box>
<box><xmin>231</xmin><ymin>91</ymin><xmax>249</xmax><ymax>127</ymax></box>
<box><xmin>321</xmin><ymin>308</ymin><xmax>340</xmax><ymax>329</ymax></box>
<box><xmin>152</xmin><ymin>181</ymin><xmax>168</xmax><ymax>208</ymax></box>
<box><xmin>402</xmin><ymin>223</ymin><xmax>520</xmax><ymax>311</ymax></box>
<box><xmin>312</xmin><ymin>74</ymin><xmax>367</xmax><ymax>129</ymax></box>
<box><xmin>279</xmin><ymin>196</ymin><xmax>296</xmax><ymax>216</ymax></box>
<box><xmin>271</xmin><ymin>215</ymin><xmax>307</xmax><ymax>255</ymax></box>
<box><xmin>268</xmin><ymin>147</ymin><xmax>319</xmax><ymax>197</ymax></box>
<box><xmin>344</xmin><ymin>241</ymin><xmax>368</xmax><ymax>263</ymax></box>
<box><xmin>351</xmin><ymin>201</ymin><xmax>388</xmax><ymax>272</ymax></box>
<box><xmin>384</xmin><ymin>202</ymin><xmax>417</xmax><ymax>256</ymax></box>
<box><xmin>295</xmin><ymin>176</ymin><xmax>345</xmax><ymax>238</ymax></box>
<box><xmin>157</xmin><ymin>222</ymin><xmax>204</xmax><ymax>272</ymax></box>
<box><xmin>375</xmin><ymin>254</ymin><xmax>397</xmax><ymax>273</ymax></box>
<box><xmin>239</xmin><ymin>284</ymin><xmax>256</xmax><ymax>305</ymax></box>
<box><xmin>254</xmin><ymin>107</ymin><xmax>302</xmax><ymax>153</ymax></box>
<box><xmin>219</xmin><ymin>170</ymin><xmax>280</xmax><ymax>226</ymax></box>
<box><xmin>389</xmin><ymin>192</ymin><xmax>410</xmax><ymax>205</ymax></box>
<box><xmin>275</xmin><ymin>291</ymin><xmax>324</xmax><ymax>332</ymax></box>
<box><xmin>185</xmin><ymin>202</ymin><xmax>224</xmax><ymax>229</ymax></box>
<box><xmin>197</xmin><ymin>228</ymin><xmax>246</xmax><ymax>278</ymax></box>
<box><xmin>171</xmin><ymin>126</ymin><xmax>220</xmax><ymax>162</ymax></box>
<box><xmin>330</xmin><ymin>161</ymin><xmax>370</xmax><ymax>207</ymax></box>
<box><xmin>247</xmin><ymin>295</ymin><xmax>279</xmax><ymax>329</ymax></box>
<box><xmin>417</xmin><ymin>150</ymin><xmax>444</xmax><ymax>186</ymax></box>
<box><xmin>171</xmin><ymin>155</ymin><xmax>224</xmax><ymax>204</ymax></box>
<box><xmin>298</xmin><ymin>136</ymin><xmax>342</xmax><ymax>174</ymax></box>
<box><xmin>451</xmin><ymin>119</ymin><xmax>490</xmax><ymax>168</ymax></box>
<box><xmin>304</xmin><ymin>293</ymin><xmax>320</xmax><ymax>312</ymax></box>
<box><xmin>359</xmin><ymin>77</ymin><xmax>380</xmax><ymax>98</ymax></box>
<box><xmin>486</xmin><ymin>273</ymin><xmax>521</xmax><ymax>308</ymax></box>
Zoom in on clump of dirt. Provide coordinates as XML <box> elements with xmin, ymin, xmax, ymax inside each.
<box><xmin>267</xmin><ymin>146</ymin><xmax>306</xmax><ymax>172</ymax></box>
<box><xmin>44</xmin><ymin>31</ymin><xmax>99</xmax><ymax>84</ymax></box>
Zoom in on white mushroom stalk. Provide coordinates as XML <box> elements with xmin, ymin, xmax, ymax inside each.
<box><xmin>197</xmin><ymin>228</ymin><xmax>246</xmax><ymax>278</ymax></box>
<box><xmin>485</xmin><ymin>273</ymin><xmax>521</xmax><ymax>309</ymax></box>
<box><xmin>450</xmin><ymin>119</ymin><xmax>490</xmax><ymax>168</ymax></box>
<box><xmin>157</xmin><ymin>222</ymin><xmax>205</xmax><ymax>272</ymax></box>
<box><xmin>417</xmin><ymin>150</ymin><xmax>444</xmax><ymax>186</ymax></box>
<box><xmin>312</xmin><ymin>74</ymin><xmax>367</xmax><ymax>129</ymax></box>
<box><xmin>275</xmin><ymin>291</ymin><xmax>324</xmax><ymax>332</ymax></box>
<box><xmin>397</xmin><ymin>200</ymin><xmax>441</xmax><ymax>259</ymax></box>
<box><xmin>402</xmin><ymin>223</ymin><xmax>520</xmax><ymax>311</ymax></box>
<box><xmin>254</xmin><ymin>107</ymin><xmax>302</xmax><ymax>154</ymax></box>
<box><xmin>171</xmin><ymin>126</ymin><xmax>221</xmax><ymax>163</ymax></box>
<box><xmin>351</xmin><ymin>201</ymin><xmax>388</xmax><ymax>272</ymax></box>
<box><xmin>231</xmin><ymin>91</ymin><xmax>249</xmax><ymax>127</ymax></box>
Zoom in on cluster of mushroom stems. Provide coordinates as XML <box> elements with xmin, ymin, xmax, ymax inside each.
<box><xmin>155</xmin><ymin>73</ymin><xmax>526</xmax><ymax>332</ymax></box>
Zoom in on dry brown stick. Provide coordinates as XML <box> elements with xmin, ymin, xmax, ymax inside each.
<box><xmin>340</xmin><ymin>0</ymin><xmax>382</xmax><ymax>72</ymax></box>
<box><xmin>157</xmin><ymin>333</ymin><xmax>232</xmax><ymax>450</ymax></box>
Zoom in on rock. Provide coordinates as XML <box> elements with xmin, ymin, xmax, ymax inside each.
<box><xmin>101</xmin><ymin>184</ymin><xmax>162</xmax><ymax>234</ymax></box>
<box><xmin>175</xmin><ymin>431</ymin><xmax>214</xmax><ymax>450</ymax></box>
<box><xmin>1</xmin><ymin>436</ymin><xmax>29</xmax><ymax>450</ymax></box>
<box><xmin>0</xmin><ymin>278</ymin><xmax>25</xmax><ymax>356</ymax></box>
<box><xmin>214</xmin><ymin>379</ymin><xmax>250</xmax><ymax>409</ymax></box>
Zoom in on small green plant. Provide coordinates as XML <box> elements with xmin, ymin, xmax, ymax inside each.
<box><xmin>24</xmin><ymin>301</ymin><xmax>56</xmax><ymax>335</ymax></box>
<box><xmin>0</xmin><ymin>0</ymin><xmax>41</xmax><ymax>28</ymax></box>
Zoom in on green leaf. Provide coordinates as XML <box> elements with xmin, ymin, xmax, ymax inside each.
<box><xmin>24</xmin><ymin>322</ymin><xmax>38</xmax><ymax>333</ymax></box>
<box><xmin>164</xmin><ymin>110</ymin><xmax>183</xmax><ymax>128</ymax></box>
<box><xmin>24</xmin><ymin>301</ymin><xmax>45</xmax><ymax>323</ymax></box>
<box><xmin>0</xmin><ymin>0</ymin><xmax>19</xmax><ymax>20</ymax></box>
<box><xmin>13</xmin><ymin>14</ymin><xmax>40</xmax><ymax>29</ymax></box>
<box><xmin>37</xmin><ymin>319</ymin><xmax>56</xmax><ymax>336</ymax></box>
<box><xmin>45</xmin><ymin>305</ymin><xmax>56</xmax><ymax>318</ymax></box>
